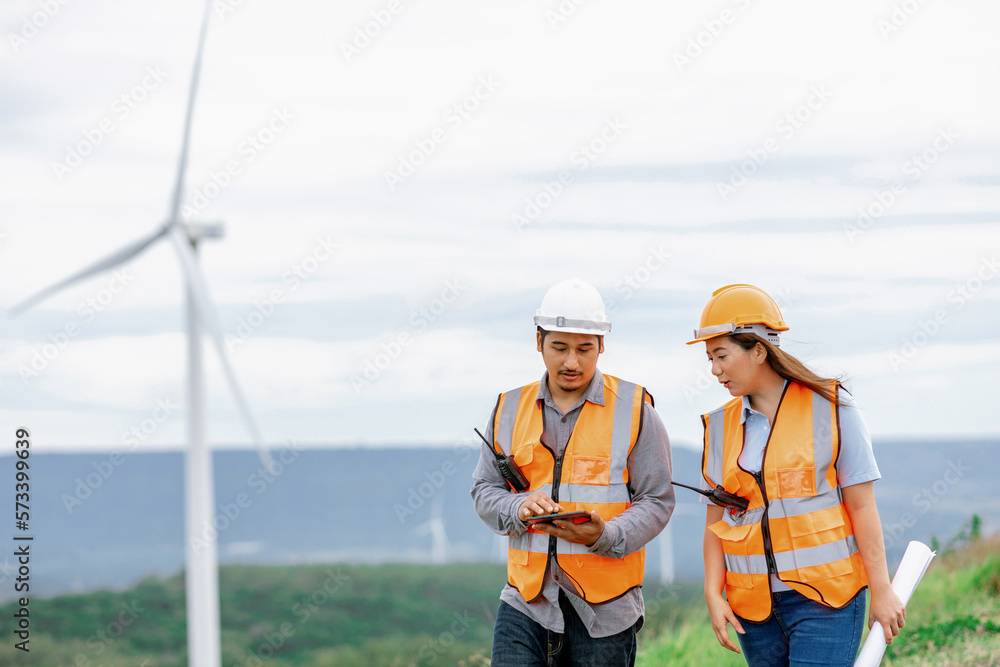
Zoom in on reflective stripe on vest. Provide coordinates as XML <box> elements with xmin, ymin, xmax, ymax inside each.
<box><xmin>493</xmin><ymin>374</ymin><xmax>648</xmax><ymax>603</ymax></box>
<box><xmin>701</xmin><ymin>381</ymin><xmax>868</xmax><ymax>621</ymax></box>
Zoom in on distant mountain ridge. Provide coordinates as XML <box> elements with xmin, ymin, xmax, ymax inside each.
<box><xmin>2</xmin><ymin>438</ymin><xmax>996</xmax><ymax>600</ymax></box>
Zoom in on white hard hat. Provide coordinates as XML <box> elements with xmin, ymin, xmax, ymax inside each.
<box><xmin>533</xmin><ymin>279</ymin><xmax>611</xmax><ymax>335</ymax></box>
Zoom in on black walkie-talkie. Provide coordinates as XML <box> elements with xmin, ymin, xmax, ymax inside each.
<box><xmin>672</xmin><ymin>480</ymin><xmax>750</xmax><ymax>513</ymax></box>
<box><xmin>475</xmin><ymin>428</ymin><xmax>530</xmax><ymax>492</ymax></box>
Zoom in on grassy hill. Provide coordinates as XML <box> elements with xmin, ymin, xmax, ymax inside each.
<box><xmin>0</xmin><ymin>562</ymin><xmax>507</xmax><ymax>666</ymax></box>
<box><xmin>637</xmin><ymin>527</ymin><xmax>1000</xmax><ymax>667</ymax></box>
<box><xmin>2</xmin><ymin>526</ymin><xmax>996</xmax><ymax>665</ymax></box>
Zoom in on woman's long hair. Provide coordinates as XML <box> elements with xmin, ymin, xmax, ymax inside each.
<box><xmin>729</xmin><ymin>333</ymin><xmax>850</xmax><ymax>406</ymax></box>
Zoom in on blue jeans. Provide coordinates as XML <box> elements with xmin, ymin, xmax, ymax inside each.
<box><xmin>735</xmin><ymin>588</ymin><xmax>866</xmax><ymax>667</ymax></box>
<box><xmin>490</xmin><ymin>594</ymin><xmax>639</xmax><ymax>667</ymax></box>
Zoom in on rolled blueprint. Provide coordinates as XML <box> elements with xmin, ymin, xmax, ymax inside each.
<box><xmin>854</xmin><ymin>540</ymin><xmax>936</xmax><ymax>667</ymax></box>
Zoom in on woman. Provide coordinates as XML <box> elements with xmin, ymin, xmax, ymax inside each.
<box><xmin>687</xmin><ymin>284</ymin><xmax>906</xmax><ymax>666</ymax></box>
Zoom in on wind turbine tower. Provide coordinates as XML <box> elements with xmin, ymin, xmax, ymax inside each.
<box><xmin>8</xmin><ymin>2</ymin><xmax>273</xmax><ymax>665</ymax></box>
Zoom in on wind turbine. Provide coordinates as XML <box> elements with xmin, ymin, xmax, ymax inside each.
<box><xmin>8</xmin><ymin>2</ymin><xmax>274</xmax><ymax>665</ymax></box>
<box><xmin>657</xmin><ymin>502</ymin><xmax>703</xmax><ymax>583</ymax></box>
<box><xmin>658</xmin><ymin>518</ymin><xmax>675</xmax><ymax>584</ymax></box>
<box><xmin>491</xmin><ymin>532</ymin><xmax>507</xmax><ymax>563</ymax></box>
<box><xmin>415</xmin><ymin>497</ymin><xmax>450</xmax><ymax>564</ymax></box>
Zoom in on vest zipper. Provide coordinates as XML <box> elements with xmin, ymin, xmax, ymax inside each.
<box><xmin>738</xmin><ymin>382</ymin><xmax>790</xmax><ymax>589</ymax></box>
<box><xmin>539</xmin><ymin>411</ymin><xmax>560</xmax><ymax>562</ymax></box>
<box><xmin>751</xmin><ymin>470</ymin><xmax>778</xmax><ymax>579</ymax></box>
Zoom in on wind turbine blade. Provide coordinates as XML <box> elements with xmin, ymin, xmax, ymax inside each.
<box><xmin>8</xmin><ymin>226</ymin><xmax>168</xmax><ymax>316</ymax></box>
<box><xmin>167</xmin><ymin>0</ymin><xmax>213</xmax><ymax>224</ymax></box>
<box><xmin>169</xmin><ymin>225</ymin><xmax>276</xmax><ymax>472</ymax></box>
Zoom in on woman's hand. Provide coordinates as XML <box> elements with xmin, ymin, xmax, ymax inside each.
<box><xmin>869</xmin><ymin>585</ymin><xmax>906</xmax><ymax>644</ymax></box>
<box><xmin>706</xmin><ymin>592</ymin><xmax>744</xmax><ymax>653</ymax></box>
<box><xmin>842</xmin><ymin>483</ymin><xmax>907</xmax><ymax>644</ymax></box>
<box><xmin>703</xmin><ymin>504</ymin><xmax>743</xmax><ymax>653</ymax></box>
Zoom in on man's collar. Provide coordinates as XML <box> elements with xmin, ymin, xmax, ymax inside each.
<box><xmin>538</xmin><ymin>368</ymin><xmax>605</xmax><ymax>409</ymax></box>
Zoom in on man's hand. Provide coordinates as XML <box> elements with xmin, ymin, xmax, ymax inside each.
<box><xmin>532</xmin><ymin>510</ymin><xmax>605</xmax><ymax>546</ymax></box>
<box><xmin>517</xmin><ymin>492</ymin><xmax>562</xmax><ymax>521</ymax></box>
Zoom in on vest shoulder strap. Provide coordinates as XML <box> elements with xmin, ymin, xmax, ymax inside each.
<box><xmin>702</xmin><ymin>397</ymin><xmax>740</xmax><ymax>487</ymax></box>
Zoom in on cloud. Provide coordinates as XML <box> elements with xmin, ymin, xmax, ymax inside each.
<box><xmin>2</xmin><ymin>0</ymin><xmax>998</xmax><ymax>451</ymax></box>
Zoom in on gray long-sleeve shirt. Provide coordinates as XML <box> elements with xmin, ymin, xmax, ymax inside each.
<box><xmin>470</xmin><ymin>369</ymin><xmax>675</xmax><ymax>638</ymax></box>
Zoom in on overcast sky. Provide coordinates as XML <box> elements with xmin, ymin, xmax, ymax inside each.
<box><xmin>1</xmin><ymin>0</ymin><xmax>998</xmax><ymax>453</ymax></box>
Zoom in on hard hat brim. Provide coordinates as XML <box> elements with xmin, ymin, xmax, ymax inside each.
<box><xmin>534</xmin><ymin>315</ymin><xmax>611</xmax><ymax>336</ymax></box>
<box><xmin>686</xmin><ymin>332</ymin><xmax>725</xmax><ymax>345</ymax></box>
<box><xmin>686</xmin><ymin>322</ymin><xmax>783</xmax><ymax>346</ymax></box>
<box><xmin>542</xmin><ymin>327</ymin><xmax>609</xmax><ymax>335</ymax></box>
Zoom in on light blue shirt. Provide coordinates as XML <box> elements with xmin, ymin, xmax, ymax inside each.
<box><xmin>700</xmin><ymin>382</ymin><xmax>880</xmax><ymax>591</ymax></box>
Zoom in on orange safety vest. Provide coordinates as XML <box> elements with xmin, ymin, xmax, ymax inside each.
<box><xmin>701</xmin><ymin>381</ymin><xmax>868</xmax><ymax>622</ymax></box>
<box><xmin>491</xmin><ymin>374</ymin><xmax>651</xmax><ymax>603</ymax></box>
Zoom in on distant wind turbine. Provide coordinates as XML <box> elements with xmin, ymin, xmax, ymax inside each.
<box><xmin>658</xmin><ymin>519</ymin><xmax>675</xmax><ymax>584</ymax></box>
<box><xmin>415</xmin><ymin>498</ymin><xmax>450</xmax><ymax>564</ymax></box>
<box><xmin>8</xmin><ymin>2</ymin><xmax>273</xmax><ymax>665</ymax></box>
<box><xmin>491</xmin><ymin>532</ymin><xmax>507</xmax><ymax>563</ymax></box>
<box><xmin>658</xmin><ymin>502</ymin><xmax>703</xmax><ymax>583</ymax></box>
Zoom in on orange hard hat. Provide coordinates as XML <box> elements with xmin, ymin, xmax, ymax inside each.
<box><xmin>687</xmin><ymin>284</ymin><xmax>788</xmax><ymax>346</ymax></box>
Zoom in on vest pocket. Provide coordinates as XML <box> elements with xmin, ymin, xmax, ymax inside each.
<box><xmin>569</xmin><ymin>456</ymin><xmax>611</xmax><ymax>485</ymax></box>
<box><xmin>793</xmin><ymin>556</ymin><xmax>853</xmax><ymax>582</ymax></box>
<box><xmin>710</xmin><ymin>520</ymin><xmax>756</xmax><ymax>589</ymax></box>
<box><xmin>776</xmin><ymin>467</ymin><xmax>816</xmax><ymax>498</ymax></box>
<box><xmin>512</xmin><ymin>443</ymin><xmax>534</xmax><ymax>466</ymax></box>
<box><xmin>785</xmin><ymin>506</ymin><xmax>849</xmax><ymax>548</ymax></box>
<box><xmin>509</xmin><ymin>547</ymin><xmax>530</xmax><ymax>566</ymax></box>
<box><xmin>568</xmin><ymin>553</ymin><xmax>628</xmax><ymax>569</ymax></box>
<box><xmin>784</xmin><ymin>510</ymin><xmax>855</xmax><ymax>582</ymax></box>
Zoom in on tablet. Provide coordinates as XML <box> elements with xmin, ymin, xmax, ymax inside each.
<box><xmin>524</xmin><ymin>511</ymin><xmax>592</xmax><ymax>524</ymax></box>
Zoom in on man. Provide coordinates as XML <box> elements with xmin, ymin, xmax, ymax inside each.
<box><xmin>471</xmin><ymin>278</ymin><xmax>674</xmax><ymax>667</ymax></box>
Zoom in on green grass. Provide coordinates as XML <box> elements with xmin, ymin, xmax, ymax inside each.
<box><xmin>637</xmin><ymin>531</ymin><xmax>1000</xmax><ymax>667</ymax></box>
<box><xmin>0</xmin><ymin>562</ymin><xmax>508</xmax><ymax>666</ymax></box>
<box><xmin>3</xmin><ymin>529</ymin><xmax>996</xmax><ymax>665</ymax></box>
<box><xmin>882</xmin><ymin>534</ymin><xmax>1000</xmax><ymax>667</ymax></box>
